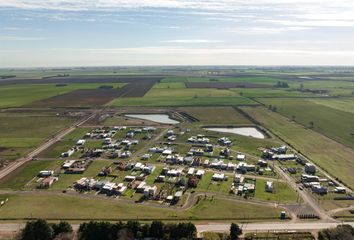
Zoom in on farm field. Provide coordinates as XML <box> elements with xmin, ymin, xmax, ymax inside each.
<box><xmin>0</xmin><ymin>112</ymin><xmax>76</xmax><ymax>161</ymax></box>
<box><xmin>109</xmin><ymin>96</ymin><xmax>256</xmax><ymax>107</ymax></box>
<box><xmin>240</xmin><ymin>106</ymin><xmax>354</xmax><ymax>190</ymax></box>
<box><xmin>0</xmin><ymin>194</ymin><xmax>282</xmax><ymax>221</ymax></box>
<box><xmin>0</xmin><ymin>83</ymin><xmax>125</xmax><ymax>108</ymax></box>
<box><xmin>309</xmin><ymin>97</ymin><xmax>354</xmax><ymax>114</ymax></box>
<box><xmin>256</xmin><ymin>98</ymin><xmax>354</xmax><ymax>148</ymax></box>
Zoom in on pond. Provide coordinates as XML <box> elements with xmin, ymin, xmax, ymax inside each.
<box><xmin>204</xmin><ymin>127</ymin><xmax>265</xmax><ymax>139</ymax></box>
<box><xmin>125</xmin><ymin>114</ymin><xmax>180</xmax><ymax>124</ymax></box>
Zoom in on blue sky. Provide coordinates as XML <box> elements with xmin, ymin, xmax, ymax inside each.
<box><xmin>0</xmin><ymin>0</ymin><xmax>354</xmax><ymax>67</ymax></box>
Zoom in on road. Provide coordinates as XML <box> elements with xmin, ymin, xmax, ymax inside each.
<box><xmin>0</xmin><ymin>221</ymin><xmax>352</xmax><ymax>234</ymax></box>
<box><xmin>273</xmin><ymin>164</ymin><xmax>331</xmax><ymax>221</ymax></box>
<box><xmin>0</xmin><ymin>112</ymin><xmax>96</xmax><ymax>181</ymax></box>
<box><xmin>197</xmin><ymin>221</ymin><xmax>354</xmax><ymax>233</ymax></box>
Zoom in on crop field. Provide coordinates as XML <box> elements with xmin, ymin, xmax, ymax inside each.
<box><xmin>185</xmin><ymin>82</ymin><xmax>271</xmax><ymax>89</ymax></box>
<box><xmin>110</xmin><ymin>96</ymin><xmax>256</xmax><ymax>107</ymax></box>
<box><xmin>0</xmin><ymin>83</ymin><xmax>124</xmax><ymax>108</ymax></box>
<box><xmin>0</xmin><ymin>112</ymin><xmax>76</xmax><ymax>161</ymax></box>
<box><xmin>240</xmin><ymin>106</ymin><xmax>354</xmax><ymax>190</ymax></box>
<box><xmin>177</xmin><ymin>107</ymin><xmax>252</xmax><ymax>125</ymax></box>
<box><xmin>309</xmin><ymin>97</ymin><xmax>354</xmax><ymax>114</ymax></box>
<box><xmin>256</xmin><ymin>98</ymin><xmax>354</xmax><ymax>148</ymax></box>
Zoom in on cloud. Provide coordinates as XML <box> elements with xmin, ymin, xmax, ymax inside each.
<box><xmin>0</xmin><ymin>35</ymin><xmax>47</xmax><ymax>41</ymax></box>
<box><xmin>226</xmin><ymin>26</ymin><xmax>312</xmax><ymax>34</ymax></box>
<box><xmin>161</xmin><ymin>39</ymin><xmax>224</xmax><ymax>43</ymax></box>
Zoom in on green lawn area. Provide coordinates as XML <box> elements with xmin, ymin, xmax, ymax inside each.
<box><xmin>0</xmin><ymin>194</ymin><xmax>282</xmax><ymax>220</ymax></box>
<box><xmin>52</xmin><ymin>160</ymin><xmax>112</xmax><ymax>189</ymax></box>
<box><xmin>145</xmin><ymin>88</ymin><xmax>238</xmax><ymax>98</ymax></box>
<box><xmin>37</xmin><ymin>140</ymin><xmax>75</xmax><ymax>158</ymax></box>
<box><xmin>63</xmin><ymin>127</ymin><xmax>92</xmax><ymax>140</ymax></box>
<box><xmin>0</xmin><ymin>112</ymin><xmax>75</xmax><ymax>160</ymax></box>
<box><xmin>0</xmin><ymin>83</ymin><xmax>126</xmax><ymax>108</ymax></box>
<box><xmin>152</xmin><ymin>82</ymin><xmax>186</xmax><ymax>89</ymax></box>
<box><xmin>241</xmin><ymin>106</ymin><xmax>354</xmax><ymax>190</ymax></box>
<box><xmin>256</xmin><ymin>98</ymin><xmax>354</xmax><ymax>148</ymax></box>
<box><xmin>254</xmin><ymin>179</ymin><xmax>298</xmax><ymax>203</ymax></box>
<box><xmin>110</xmin><ymin>96</ymin><xmax>257</xmax><ymax>107</ymax></box>
<box><xmin>0</xmin><ymin>160</ymin><xmax>60</xmax><ymax>190</ymax></box>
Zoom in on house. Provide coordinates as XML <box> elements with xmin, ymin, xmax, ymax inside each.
<box><xmin>40</xmin><ymin>177</ymin><xmax>57</xmax><ymax>188</ymax></box>
<box><xmin>203</xmin><ymin>159</ymin><xmax>210</xmax><ymax>167</ymax></box>
<box><xmin>234</xmin><ymin>174</ymin><xmax>244</xmax><ymax>184</ymax></box>
<box><xmin>305</xmin><ymin>163</ymin><xmax>316</xmax><ymax>174</ymax></box>
<box><xmin>166</xmin><ymin>130</ymin><xmax>174</xmax><ymax>136</ymax></box>
<box><xmin>61</xmin><ymin>148</ymin><xmax>75</xmax><ymax>158</ymax></box>
<box><xmin>204</xmin><ymin>144</ymin><xmax>214</xmax><ymax>153</ymax></box>
<box><xmin>133</xmin><ymin>162</ymin><xmax>144</xmax><ymax>171</ymax></box>
<box><xmin>196</xmin><ymin>169</ymin><xmax>205</xmax><ymax>178</ymax></box>
<box><xmin>144</xmin><ymin>186</ymin><xmax>157</xmax><ymax>198</ymax></box>
<box><xmin>76</xmin><ymin>139</ymin><xmax>86</xmax><ymax>146</ymax></box>
<box><xmin>273</xmin><ymin>154</ymin><xmax>296</xmax><ymax>161</ymax></box>
<box><xmin>174</xmin><ymin>191</ymin><xmax>183</xmax><ymax>200</ymax></box>
<box><xmin>271</xmin><ymin>146</ymin><xmax>287</xmax><ymax>154</ymax></box>
<box><xmin>124</xmin><ymin>176</ymin><xmax>136</xmax><ymax>182</ymax></box>
<box><xmin>141</xmin><ymin>154</ymin><xmax>151</xmax><ymax>160</ymax></box>
<box><xmin>243</xmin><ymin>183</ymin><xmax>255</xmax><ymax>193</ymax></box>
<box><xmin>212</xmin><ymin>173</ymin><xmax>225</xmax><ymax>181</ymax></box>
<box><xmin>38</xmin><ymin>170</ymin><xmax>54</xmax><ymax>177</ymax></box>
<box><xmin>334</xmin><ymin>187</ymin><xmax>346</xmax><ymax>194</ymax></box>
<box><xmin>62</xmin><ymin>160</ymin><xmax>76</xmax><ymax>169</ymax></box>
<box><xmin>236</xmin><ymin>154</ymin><xmax>246</xmax><ymax>161</ymax></box>
<box><xmin>236</xmin><ymin>162</ymin><xmax>255</xmax><ymax>172</ymax></box>
<box><xmin>103</xmin><ymin>138</ymin><xmax>112</xmax><ymax>144</ymax></box>
<box><xmin>257</xmin><ymin>159</ymin><xmax>268</xmax><ymax>167</ymax></box>
<box><xmin>311</xmin><ymin>184</ymin><xmax>327</xmax><ymax>195</ymax></box>
<box><xmin>265</xmin><ymin>181</ymin><xmax>273</xmax><ymax>193</ymax></box>
<box><xmin>301</xmin><ymin>174</ymin><xmax>319</xmax><ymax>183</ymax></box>
<box><xmin>187</xmin><ymin>168</ymin><xmax>195</xmax><ymax>176</ymax></box>
<box><xmin>162</xmin><ymin>149</ymin><xmax>173</xmax><ymax>156</ymax></box>
<box><xmin>142</xmin><ymin>165</ymin><xmax>156</xmax><ymax>174</ymax></box>
<box><xmin>136</xmin><ymin>181</ymin><xmax>147</xmax><ymax>193</ymax></box>
<box><xmin>218</xmin><ymin>137</ymin><xmax>232</xmax><ymax>146</ymax></box>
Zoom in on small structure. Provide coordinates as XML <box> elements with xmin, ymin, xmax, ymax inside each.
<box><xmin>265</xmin><ymin>181</ymin><xmax>273</xmax><ymax>193</ymax></box>
<box><xmin>304</xmin><ymin>163</ymin><xmax>316</xmax><ymax>174</ymax></box>
<box><xmin>212</xmin><ymin>173</ymin><xmax>225</xmax><ymax>181</ymax></box>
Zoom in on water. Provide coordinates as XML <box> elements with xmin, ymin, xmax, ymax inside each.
<box><xmin>204</xmin><ymin>127</ymin><xmax>265</xmax><ymax>139</ymax></box>
<box><xmin>125</xmin><ymin>114</ymin><xmax>180</xmax><ymax>124</ymax></box>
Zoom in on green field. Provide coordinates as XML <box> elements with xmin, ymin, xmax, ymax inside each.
<box><xmin>241</xmin><ymin>106</ymin><xmax>354</xmax><ymax>190</ymax></box>
<box><xmin>110</xmin><ymin>96</ymin><xmax>256</xmax><ymax>107</ymax></box>
<box><xmin>0</xmin><ymin>83</ymin><xmax>126</xmax><ymax>108</ymax></box>
<box><xmin>0</xmin><ymin>112</ymin><xmax>75</xmax><ymax>160</ymax></box>
<box><xmin>257</xmin><ymin>98</ymin><xmax>354</xmax><ymax>148</ymax></box>
<box><xmin>0</xmin><ymin>160</ymin><xmax>60</xmax><ymax>190</ymax></box>
<box><xmin>0</xmin><ymin>194</ymin><xmax>282</xmax><ymax>220</ymax></box>
<box><xmin>254</xmin><ymin>179</ymin><xmax>298</xmax><ymax>203</ymax></box>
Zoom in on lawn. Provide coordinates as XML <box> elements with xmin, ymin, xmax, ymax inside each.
<box><xmin>256</xmin><ymin>98</ymin><xmax>354</xmax><ymax>148</ymax></box>
<box><xmin>63</xmin><ymin>127</ymin><xmax>92</xmax><ymax>141</ymax></box>
<box><xmin>51</xmin><ymin>160</ymin><xmax>112</xmax><ymax>189</ymax></box>
<box><xmin>0</xmin><ymin>194</ymin><xmax>282</xmax><ymax>220</ymax></box>
<box><xmin>0</xmin><ymin>83</ymin><xmax>126</xmax><ymax>108</ymax></box>
<box><xmin>254</xmin><ymin>179</ymin><xmax>298</xmax><ymax>203</ymax></box>
<box><xmin>37</xmin><ymin>140</ymin><xmax>75</xmax><ymax>158</ymax></box>
<box><xmin>0</xmin><ymin>160</ymin><xmax>61</xmax><ymax>190</ymax></box>
<box><xmin>241</xmin><ymin>106</ymin><xmax>354</xmax><ymax>190</ymax></box>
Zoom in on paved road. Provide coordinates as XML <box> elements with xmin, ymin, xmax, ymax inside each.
<box><xmin>197</xmin><ymin>221</ymin><xmax>354</xmax><ymax>233</ymax></box>
<box><xmin>0</xmin><ymin>112</ymin><xmax>96</xmax><ymax>181</ymax></box>
<box><xmin>0</xmin><ymin>221</ymin><xmax>353</xmax><ymax>234</ymax></box>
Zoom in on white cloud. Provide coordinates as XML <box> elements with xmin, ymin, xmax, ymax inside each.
<box><xmin>162</xmin><ymin>39</ymin><xmax>223</xmax><ymax>43</ymax></box>
<box><xmin>0</xmin><ymin>35</ymin><xmax>47</xmax><ymax>41</ymax></box>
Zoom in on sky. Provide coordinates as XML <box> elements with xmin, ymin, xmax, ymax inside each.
<box><xmin>0</xmin><ymin>0</ymin><xmax>354</xmax><ymax>67</ymax></box>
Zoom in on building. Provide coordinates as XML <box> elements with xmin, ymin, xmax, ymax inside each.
<box><xmin>212</xmin><ymin>173</ymin><xmax>225</xmax><ymax>181</ymax></box>
<box><xmin>144</xmin><ymin>186</ymin><xmax>157</xmax><ymax>198</ymax></box>
<box><xmin>234</xmin><ymin>174</ymin><xmax>244</xmax><ymax>184</ymax></box>
<box><xmin>304</xmin><ymin>163</ymin><xmax>316</xmax><ymax>174</ymax></box>
<box><xmin>38</xmin><ymin>170</ymin><xmax>54</xmax><ymax>177</ymax></box>
<box><xmin>76</xmin><ymin>139</ymin><xmax>86</xmax><ymax>146</ymax></box>
<box><xmin>265</xmin><ymin>181</ymin><xmax>273</xmax><ymax>193</ymax></box>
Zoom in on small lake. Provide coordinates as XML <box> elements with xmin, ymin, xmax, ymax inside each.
<box><xmin>204</xmin><ymin>127</ymin><xmax>265</xmax><ymax>139</ymax></box>
<box><xmin>125</xmin><ymin>114</ymin><xmax>180</xmax><ymax>124</ymax></box>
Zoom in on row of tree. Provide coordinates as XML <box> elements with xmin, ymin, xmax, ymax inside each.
<box><xmin>19</xmin><ymin>219</ymin><xmax>197</xmax><ymax>240</ymax></box>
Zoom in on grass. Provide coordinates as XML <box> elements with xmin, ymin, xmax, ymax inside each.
<box><xmin>0</xmin><ymin>194</ymin><xmax>282</xmax><ymax>220</ymax></box>
<box><xmin>37</xmin><ymin>140</ymin><xmax>75</xmax><ymax>158</ymax></box>
<box><xmin>0</xmin><ymin>83</ymin><xmax>126</xmax><ymax>108</ymax></box>
<box><xmin>256</xmin><ymin>98</ymin><xmax>354</xmax><ymax>148</ymax></box>
<box><xmin>63</xmin><ymin>127</ymin><xmax>92</xmax><ymax>140</ymax></box>
<box><xmin>254</xmin><ymin>179</ymin><xmax>298</xmax><ymax>203</ymax></box>
<box><xmin>241</xmin><ymin>106</ymin><xmax>354</xmax><ymax>190</ymax></box>
<box><xmin>0</xmin><ymin>160</ymin><xmax>60</xmax><ymax>190</ymax></box>
<box><xmin>152</xmin><ymin>82</ymin><xmax>186</xmax><ymax>89</ymax></box>
<box><xmin>0</xmin><ymin>112</ymin><xmax>75</xmax><ymax>160</ymax></box>
<box><xmin>52</xmin><ymin>160</ymin><xmax>112</xmax><ymax>189</ymax></box>
<box><xmin>145</xmin><ymin>88</ymin><xmax>238</xmax><ymax>98</ymax></box>
<box><xmin>309</xmin><ymin>97</ymin><xmax>354</xmax><ymax>114</ymax></box>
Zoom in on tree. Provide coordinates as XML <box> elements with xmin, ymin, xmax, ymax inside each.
<box><xmin>318</xmin><ymin>224</ymin><xmax>354</xmax><ymax>240</ymax></box>
<box><xmin>291</xmin><ymin>115</ymin><xmax>296</xmax><ymax>121</ymax></box>
<box><xmin>150</xmin><ymin>220</ymin><xmax>164</xmax><ymax>239</ymax></box>
<box><xmin>21</xmin><ymin>219</ymin><xmax>53</xmax><ymax>240</ymax></box>
<box><xmin>52</xmin><ymin>221</ymin><xmax>72</xmax><ymax>237</ymax></box>
<box><xmin>230</xmin><ymin>223</ymin><xmax>242</xmax><ymax>240</ymax></box>
<box><xmin>309</xmin><ymin>121</ymin><xmax>314</xmax><ymax>128</ymax></box>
